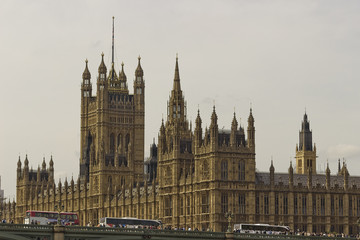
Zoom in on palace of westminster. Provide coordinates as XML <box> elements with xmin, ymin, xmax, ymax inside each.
<box><xmin>1</xmin><ymin>31</ymin><xmax>360</xmax><ymax>235</ymax></box>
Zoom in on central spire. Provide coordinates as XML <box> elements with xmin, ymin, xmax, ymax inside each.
<box><xmin>173</xmin><ymin>54</ymin><xmax>181</xmax><ymax>91</ymax></box>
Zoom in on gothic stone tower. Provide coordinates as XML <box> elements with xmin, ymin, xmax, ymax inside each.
<box><xmin>157</xmin><ymin>57</ymin><xmax>256</xmax><ymax>232</ymax></box>
<box><xmin>296</xmin><ymin>113</ymin><xmax>316</xmax><ymax>174</ymax></box>
<box><xmin>80</xmin><ymin>52</ymin><xmax>145</xmax><ymax>214</ymax></box>
<box><xmin>157</xmin><ymin>56</ymin><xmax>193</xmax><ymax>228</ymax></box>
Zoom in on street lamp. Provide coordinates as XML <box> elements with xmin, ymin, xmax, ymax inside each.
<box><xmin>54</xmin><ymin>201</ymin><xmax>64</xmax><ymax>226</ymax></box>
<box><xmin>224</xmin><ymin>211</ymin><xmax>234</xmax><ymax>233</ymax></box>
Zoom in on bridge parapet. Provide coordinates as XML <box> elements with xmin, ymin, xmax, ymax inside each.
<box><xmin>234</xmin><ymin>233</ymin><xmax>356</xmax><ymax>240</ymax></box>
<box><xmin>0</xmin><ymin>224</ymin><xmax>357</xmax><ymax>240</ymax></box>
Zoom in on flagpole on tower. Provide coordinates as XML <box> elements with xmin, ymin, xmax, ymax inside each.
<box><xmin>112</xmin><ymin>16</ymin><xmax>115</xmax><ymax>65</ymax></box>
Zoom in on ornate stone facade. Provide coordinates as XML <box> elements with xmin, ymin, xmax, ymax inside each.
<box><xmin>11</xmin><ymin>52</ymin><xmax>360</xmax><ymax>235</ymax></box>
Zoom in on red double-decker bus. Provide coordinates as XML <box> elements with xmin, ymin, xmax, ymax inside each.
<box><xmin>25</xmin><ymin>210</ymin><xmax>79</xmax><ymax>225</ymax></box>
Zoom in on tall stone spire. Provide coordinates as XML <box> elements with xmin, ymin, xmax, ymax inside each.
<box><xmin>247</xmin><ymin>108</ymin><xmax>255</xmax><ymax>149</ymax></box>
<box><xmin>173</xmin><ymin>54</ymin><xmax>181</xmax><ymax>92</ymax></box>
<box><xmin>299</xmin><ymin>112</ymin><xmax>312</xmax><ymax>151</ymax></box>
<box><xmin>135</xmin><ymin>56</ymin><xmax>144</xmax><ymax>77</ymax></box>
<box><xmin>296</xmin><ymin>112</ymin><xmax>316</xmax><ymax>174</ymax></box>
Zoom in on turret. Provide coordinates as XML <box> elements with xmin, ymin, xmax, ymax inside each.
<box><xmin>42</xmin><ymin>158</ymin><xmax>46</xmax><ymax>171</ymax></box>
<box><xmin>119</xmin><ymin>62</ymin><xmax>128</xmax><ymax>92</ymax></box>
<box><xmin>194</xmin><ymin>110</ymin><xmax>202</xmax><ymax>148</ymax></box>
<box><xmin>230</xmin><ymin>112</ymin><xmax>238</xmax><ymax>147</ymax></box>
<box><xmin>288</xmin><ymin>161</ymin><xmax>293</xmax><ymax>188</ymax></box>
<box><xmin>37</xmin><ymin>165</ymin><xmax>41</xmax><ymax>182</ymax></box>
<box><xmin>24</xmin><ymin>155</ymin><xmax>29</xmax><ymax>179</ymax></box>
<box><xmin>134</xmin><ymin>56</ymin><xmax>145</xmax><ymax>109</ymax></box>
<box><xmin>159</xmin><ymin>119</ymin><xmax>166</xmax><ymax>154</ymax></box>
<box><xmin>209</xmin><ymin>106</ymin><xmax>218</xmax><ymax>148</ymax></box>
<box><xmin>49</xmin><ymin>156</ymin><xmax>54</xmax><ymax>182</ymax></box>
<box><xmin>97</xmin><ymin>53</ymin><xmax>108</xmax><ymax>104</ymax></box>
<box><xmin>168</xmin><ymin>56</ymin><xmax>185</xmax><ymax>124</ymax></box>
<box><xmin>64</xmin><ymin>178</ymin><xmax>68</xmax><ymax>191</ymax></box>
<box><xmin>326</xmin><ymin>163</ymin><xmax>330</xmax><ymax>190</ymax></box>
<box><xmin>17</xmin><ymin>156</ymin><xmax>21</xmax><ymax>179</ymax></box>
<box><xmin>108</xmin><ymin>62</ymin><xmax>118</xmax><ymax>88</ymax></box>
<box><xmin>247</xmin><ymin>108</ymin><xmax>255</xmax><ymax>149</ymax></box>
<box><xmin>70</xmin><ymin>176</ymin><xmax>74</xmax><ymax>190</ymax></box>
<box><xmin>58</xmin><ymin>178</ymin><xmax>62</xmax><ymax>195</ymax></box>
<box><xmin>344</xmin><ymin>164</ymin><xmax>349</xmax><ymax>190</ymax></box>
<box><xmin>270</xmin><ymin>160</ymin><xmax>275</xmax><ymax>187</ymax></box>
<box><xmin>295</xmin><ymin>112</ymin><xmax>317</xmax><ymax>174</ymax></box>
<box><xmin>81</xmin><ymin>59</ymin><xmax>92</xmax><ymax>100</ymax></box>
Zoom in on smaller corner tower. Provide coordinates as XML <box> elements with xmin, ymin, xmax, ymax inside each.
<box><xmin>296</xmin><ymin>112</ymin><xmax>316</xmax><ymax>174</ymax></box>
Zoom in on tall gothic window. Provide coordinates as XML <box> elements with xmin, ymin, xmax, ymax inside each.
<box><xmin>201</xmin><ymin>194</ymin><xmax>209</xmax><ymax>213</ymax></box>
<box><xmin>166</xmin><ymin>166</ymin><xmax>172</xmax><ymax>185</ymax></box>
<box><xmin>275</xmin><ymin>194</ymin><xmax>279</xmax><ymax>215</ymax></box>
<box><xmin>239</xmin><ymin>193</ymin><xmax>246</xmax><ymax>214</ymax></box>
<box><xmin>238</xmin><ymin>160</ymin><xmax>245</xmax><ymax>181</ymax></box>
<box><xmin>321</xmin><ymin>195</ymin><xmax>325</xmax><ymax>216</ymax></box>
<box><xmin>221</xmin><ymin>193</ymin><xmax>228</xmax><ymax>213</ymax></box>
<box><xmin>186</xmin><ymin>196</ymin><xmax>191</xmax><ymax>215</ymax></box>
<box><xmin>255</xmin><ymin>194</ymin><xmax>260</xmax><ymax>214</ymax></box>
<box><xmin>221</xmin><ymin>160</ymin><xmax>228</xmax><ymax>180</ymax></box>
<box><xmin>125</xmin><ymin>134</ymin><xmax>130</xmax><ymax>152</ymax></box>
<box><xmin>283</xmin><ymin>194</ymin><xmax>288</xmax><ymax>215</ymax></box>
<box><xmin>264</xmin><ymin>195</ymin><xmax>269</xmax><ymax>215</ymax></box>
<box><xmin>349</xmin><ymin>197</ymin><xmax>353</xmax><ymax>217</ymax></box>
<box><xmin>117</xmin><ymin>134</ymin><xmax>122</xmax><ymax>152</ymax></box>
<box><xmin>302</xmin><ymin>195</ymin><xmax>307</xmax><ymax>215</ymax></box>
<box><xmin>339</xmin><ymin>196</ymin><xmax>343</xmax><ymax>216</ymax></box>
<box><xmin>294</xmin><ymin>194</ymin><xmax>298</xmax><ymax>215</ymax></box>
<box><xmin>202</xmin><ymin>160</ymin><xmax>209</xmax><ymax>180</ymax></box>
<box><xmin>331</xmin><ymin>196</ymin><xmax>335</xmax><ymax>215</ymax></box>
<box><xmin>110</xmin><ymin>133</ymin><xmax>115</xmax><ymax>153</ymax></box>
<box><xmin>180</xmin><ymin>196</ymin><xmax>184</xmax><ymax>216</ymax></box>
<box><xmin>313</xmin><ymin>195</ymin><xmax>317</xmax><ymax>215</ymax></box>
<box><xmin>165</xmin><ymin>196</ymin><xmax>172</xmax><ymax>216</ymax></box>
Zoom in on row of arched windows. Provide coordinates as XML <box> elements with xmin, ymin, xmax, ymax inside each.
<box><xmin>221</xmin><ymin>160</ymin><xmax>246</xmax><ymax>181</ymax></box>
<box><xmin>109</xmin><ymin>133</ymin><xmax>131</xmax><ymax>154</ymax></box>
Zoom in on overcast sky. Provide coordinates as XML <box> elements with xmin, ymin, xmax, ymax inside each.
<box><xmin>0</xmin><ymin>0</ymin><xmax>359</xmax><ymax>200</ymax></box>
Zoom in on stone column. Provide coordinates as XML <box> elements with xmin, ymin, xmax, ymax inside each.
<box><xmin>53</xmin><ymin>225</ymin><xmax>65</xmax><ymax>240</ymax></box>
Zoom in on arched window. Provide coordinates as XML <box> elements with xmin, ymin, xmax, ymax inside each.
<box><xmin>108</xmin><ymin>176</ymin><xmax>112</xmax><ymax>191</ymax></box>
<box><xmin>117</xmin><ymin>134</ymin><xmax>122</xmax><ymax>153</ymax></box>
<box><xmin>221</xmin><ymin>160</ymin><xmax>228</xmax><ymax>180</ymax></box>
<box><xmin>125</xmin><ymin>134</ymin><xmax>130</xmax><ymax>152</ymax></box>
<box><xmin>110</xmin><ymin>133</ymin><xmax>115</xmax><ymax>153</ymax></box>
<box><xmin>166</xmin><ymin>166</ymin><xmax>172</xmax><ymax>185</ymax></box>
<box><xmin>238</xmin><ymin>160</ymin><xmax>245</xmax><ymax>181</ymax></box>
<box><xmin>202</xmin><ymin>160</ymin><xmax>209</xmax><ymax>180</ymax></box>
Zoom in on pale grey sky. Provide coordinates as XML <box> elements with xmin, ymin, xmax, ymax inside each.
<box><xmin>0</xmin><ymin>0</ymin><xmax>359</xmax><ymax>200</ymax></box>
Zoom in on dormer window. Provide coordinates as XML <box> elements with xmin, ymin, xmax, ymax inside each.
<box><xmin>100</xmin><ymin>73</ymin><xmax>105</xmax><ymax>80</ymax></box>
<box><xmin>137</xmin><ymin>76</ymin><xmax>142</xmax><ymax>83</ymax></box>
<box><xmin>84</xmin><ymin>79</ymin><xmax>90</xmax><ymax>85</ymax></box>
<box><xmin>136</xmin><ymin>88</ymin><xmax>142</xmax><ymax>94</ymax></box>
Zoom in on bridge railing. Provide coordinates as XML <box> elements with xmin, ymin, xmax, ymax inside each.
<box><xmin>234</xmin><ymin>233</ymin><xmax>357</xmax><ymax>240</ymax></box>
<box><xmin>0</xmin><ymin>223</ymin><xmax>53</xmax><ymax>233</ymax></box>
<box><xmin>65</xmin><ymin>226</ymin><xmax>225</xmax><ymax>239</ymax></box>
